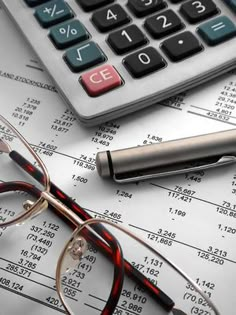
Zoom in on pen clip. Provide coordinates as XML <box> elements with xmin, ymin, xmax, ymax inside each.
<box><xmin>113</xmin><ymin>155</ymin><xmax>236</xmax><ymax>184</ymax></box>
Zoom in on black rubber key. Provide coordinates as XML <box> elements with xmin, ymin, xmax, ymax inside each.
<box><xmin>107</xmin><ymin>25</ymin><xmax>147</xmax><ymax>55</ymax></box>
<box><xmin>24</xmin><ymin>0</ymin><xmax>49</xmax><ymax>7</ymax></box>
<box><xmin>180</xmin><ymin>0</ymin><xmax>218</xmax><ymax>24</ymax></box>
<box><xmin>127</xmin><ymin>0</ymin><xmax>166</xmax><ymax>17</ymax></box>
<box><xmin>92</xmin><ymin>4</ymin><xmax>131</xmax><ymax>32</ymax></box>
<box><xmin>76</xmin><ymin>0</ymin><xmax>114</xmax><ymax>12</ymax></box>
<box><xmin>123</xmin><ymin>47</ymin><xmax>166</xmax><ymax>78</ymax></box>
<box><xmin>145</xmin><ymin>10</ymin><xmax>184</xmax><ymax>39</ymax></box>
<box><xmin>161</xmin><ymin>31</ymin><xmax>202</xmax><ymax>61</ymax></box>
<box><xmin>169</xmin><ymin>0</ymin><xmax>185</xmax><ymax>3</ymax></box>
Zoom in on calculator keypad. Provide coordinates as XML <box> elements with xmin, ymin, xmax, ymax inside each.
<box><xmin>127</xmin><ymin>0</ymin><xmax>166</xmax><ymax>17</ymax></box>
<box><xmin>169</xmin><ymin>0</ymin><xmax>185</xmax><ymax>3</ymax></box>
<box><xmin>34</xmin><ymin>0</ymin><xmax>73</xmax><ymax>27</ymax></box>
<box><xmin>64</xmin><ymin>41</ymin><xmax>105</xmax><ymax>72</ymax></box>
<box><xmin>49</xmin><ymin>20</ymin><xmax>89</xmax><ymax>48</ymax></box>
<box><xmin>225</xmin><ymin>0</ymin><xmax>236</xmax><ymax>12</ymax></box>
<box><xmin>81</xmin><ymin>64</ymin><xmax>122</xmax><ymax>96</ymax></box>
<box><xmin>180</xmin><ymin>0</ymin><xmax>218</xmax><ymax>24</ymax></box>
<box><xmin>123</xmin><ymin>47</ymin><xmax>166</xmax><ymax>78</ymax></box>
<box><xmin>76</xmin><ymin>0</ymin><xmax>114</xmax><ymax>12</ymax></box>
<box><xmin>15</xmin><ymin>0</ymin><xmax>236</xmax><ymax>123</ymax></box>
<box><xmin>144</xmin><ymin>9</ymin><xmax>184</xmax><ymax>39</ymax></box>
<box><xmin>31</xmin><ymin>0</ymin><xmax>236</xmax><ymax>86</ymax></box>
<box><xmin>24</xmin><ymin>0</ymin><xmax>49</xmax><ymax>7</ymax></box>
<box><xmin>91</xmin><ymin>4</ymin><xmax>131</xmax><ymax>32</ymax></box>
<box><xmin>161</xmin><ymin>31</ymin><xmax>202</xmax><ymax>61</ymax></box>
<box><xmin>107</xmin><ymin>24</ymin><xmax>148</xmax><ymax>55</ymax></box>
<box><xmin>198</xmin><ymin>16</ymin><xmax>236</xmax><ymax>46</ymax></box>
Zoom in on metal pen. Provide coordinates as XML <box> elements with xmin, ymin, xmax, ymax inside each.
<box><xmin>96</xmin><ymin>129</ymin><xmax>236</xmax><ymax>183</ymax></box>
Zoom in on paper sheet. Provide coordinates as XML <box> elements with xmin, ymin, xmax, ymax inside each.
<box><xmin>0</xmin><ymin>6</ymin><xmax>236</xmax><ymax>315</ymax></box>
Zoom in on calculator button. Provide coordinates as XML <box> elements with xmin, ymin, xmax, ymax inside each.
<box><xmin>180</xmin><ymin>0</ymin><xmax>218</xmax><ymax>24</ymax></box>
<box><xmin>34</xmin><ymin>0</ymin><xmax>73</xmax><ymax>28</ymax></box>
<box><xmin>49</xmin><ymin>20</ymin><xmax>89</xmax><ymax>49</ymax></box>
<box><xmin>64</xmin><ymin>42</ymin><xmax>105</xmax><ymax>72</ymax></box>
<box><xmin>161</xmin><ymin>31</ymin><xmax>202</xmax><ymax>61</ymax></box>
<box><xmin>81</xmin><ymin>65</ymin><xmax>122</xmax><ymax>97</ymax></box>
<box><xmin>24</xmin><ymin>0</ymin><xmax>49</xmax><ymax>7</ymax></box>
<box><xmin>223</xmin><ymin>0</ymin><xmax>236</xmax><ymax>12</ymax></box>
<box><xmin>169</xmin><ymin>0</ymin><xmax>185</xmax><ymax>3</ymax></box>
<box><xmin>92</xmin><ymin>4</ymin><xmax>131</xmax><ymax>32</ymax></box>
<box><xmin>76</xmin><ymin>0</ymin><xmax>114</xmax><ymax>12</ymax></box>
<box><xmin>107</xmin><ymin>25</ymin><xmax>147</xmax><ymax>55</ymax></box>
<box><xmin>127</xmin><ymin>0</ymin><xmax>166</xmax><ymax>18</ymax></box>
<box><xmin>198</xmin><ymin>16</ymin><xmax>236</xmax><ymax>46</ymax></box>
<box><xmin>123</xmin><ymin>47</ymin><xmax>166</xmax><ymax>78</ymax></box>
<box><xmin>145</xmin><ymin>10</ymin><xmax>184</xmax><ymax>39</ymax></box>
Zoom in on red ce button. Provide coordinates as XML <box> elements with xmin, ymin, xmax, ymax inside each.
<box><xmin>81</xmin><ymin>65</ymin><xmax>122</xmax><ymax>97</ymax></box>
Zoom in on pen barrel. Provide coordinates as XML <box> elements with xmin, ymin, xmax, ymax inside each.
<box><xmin>96</xmin><ymin>129</ymin><xmax>236</xmax><ymax>177</ymax></box>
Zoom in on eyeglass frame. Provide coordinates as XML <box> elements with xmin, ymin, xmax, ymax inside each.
<box><xmin>0</xmin><ymin>114</ymin><xmax>220</xmax><ymax>315</ymax></box>
<box><xmin>0</xmin><ymin>115</ymin><xmax>172</xmax><ymax>312</ymax></box>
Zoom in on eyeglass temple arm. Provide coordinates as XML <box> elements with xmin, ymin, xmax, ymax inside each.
<box><xmin>9</xmin><ymin>149</ymin><xmax>174</xmax><ymax>311</ymax></box>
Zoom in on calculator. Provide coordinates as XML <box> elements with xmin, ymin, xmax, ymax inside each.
<box><xmin>1</xmin><ymin>0</ymin><xmax>236</xmax><ymax>126</ymax></box>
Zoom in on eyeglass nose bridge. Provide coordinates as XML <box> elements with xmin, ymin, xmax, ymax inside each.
<box><xmin>23</xmin><ymin>198</ymin><xmax>48</xmax><ymax>219</ymax></box>
<box><xmin>41</xmin><ymin>191</ymin><xmax>85</xmax><ymax>227</ymax></box>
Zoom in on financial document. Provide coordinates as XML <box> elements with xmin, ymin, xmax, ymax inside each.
<box><xmin>0</xmin><ymin>6</ymin><xmax>236</xmax><ymax>315</ymax></box>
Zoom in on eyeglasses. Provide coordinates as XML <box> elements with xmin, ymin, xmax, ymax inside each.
<box><xmin>0</xmin><ymin>114</ymin><xmax>220</xmax><ymax>315</ymax></box>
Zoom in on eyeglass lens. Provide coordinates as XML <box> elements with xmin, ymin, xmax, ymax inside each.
<box><xmin>57</xmin><ymin>221</ymin><xmax>217</xmax><ymax>315</ymax></box>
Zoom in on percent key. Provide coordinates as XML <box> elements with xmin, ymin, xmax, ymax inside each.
<box><xmin>49</xmin><ymin>19</ymin><xmax>89</xmax><ymax>49</ymax></box>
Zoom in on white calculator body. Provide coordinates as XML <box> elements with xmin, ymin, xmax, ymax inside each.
<box><xmin>1</xmin><ymin>0</ymin><xmax>236</xmax><ymax>125</ymax></box>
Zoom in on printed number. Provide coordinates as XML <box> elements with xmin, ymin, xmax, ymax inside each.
<box><xmin>192</xmin><ymin>1</ymin><xmax>206</xmax><ymax>13</ymax></box>
<box><xmin>138</xmin><ymin>53</ymin><xmax>151</xmax><ymax>65</ymax></box>
<box><xmin>156</xmin><ymin>15</ymin><xmax>172</xmax><ymax>29</ymax></box>
<box><xmin>141</xmin><ymin>0</ymin><xmax>153</xmax><ymax>6</ymax></box>
<box><xmin>121</xmin><ymin>30</ymin><xmax>132</xmax><ymax>42</ymax></box>
<box><xmin>107</xmin><ymin>9</ymin><xmax>117</xmax><ymax>21</ymax></box>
